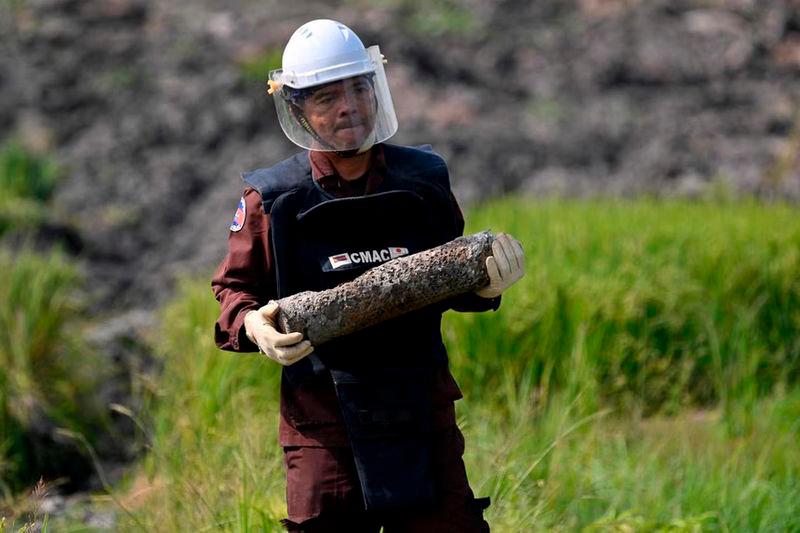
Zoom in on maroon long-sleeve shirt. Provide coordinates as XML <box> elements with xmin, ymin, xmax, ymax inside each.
<box><xmin>212</xmin><ymin>145</ymin><xmax>498</xmax><ymax>446</ymax></box>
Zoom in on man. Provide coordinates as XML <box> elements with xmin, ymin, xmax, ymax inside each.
<box><xmin>212</xmin><ymin>19</ymin><xmax>524</xmax><ymax>532</ymax></box>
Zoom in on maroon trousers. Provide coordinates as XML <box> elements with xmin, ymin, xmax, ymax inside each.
<box><xmin>281</xmin><ymin>425</ymin><xmax>490</xmax><ymax>532</ymax></box>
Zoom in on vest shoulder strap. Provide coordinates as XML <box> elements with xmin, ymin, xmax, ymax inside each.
<box><xmin>241</xmin><ymin>151</ymin><xmax>311</xmax><ymax>212</ymax></box>
<box><xmin>241</xmin><ymin>144</ymin><xmax>451</xmax><ymax>213</ymax></box>
<box><xmin>382</xmin><ymin>144</ymin><xmax>450</xmax><ymax>192</ymax></box>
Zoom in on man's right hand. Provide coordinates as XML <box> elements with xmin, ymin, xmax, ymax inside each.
<box><xmin>244</xmin><ymin>301</ymin><xmax>314</xmax><ymax>365</ymax></box>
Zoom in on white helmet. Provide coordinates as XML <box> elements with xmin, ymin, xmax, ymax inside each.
<box><xmin>268</xmin><ymin>19</ymin><xmax>398</xmax><ymax>154</ymax></box>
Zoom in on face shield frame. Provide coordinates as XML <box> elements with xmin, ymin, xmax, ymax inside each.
<box><xmin>269</xmin><ymin>46</ymin><xmax>398</xmax><ymax>153</ymax></box>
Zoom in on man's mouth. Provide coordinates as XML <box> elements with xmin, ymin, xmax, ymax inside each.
<box><xmin>336</xmin><ymin>123</ymin><xmax>363</xmax><ymax>131</ymax></box>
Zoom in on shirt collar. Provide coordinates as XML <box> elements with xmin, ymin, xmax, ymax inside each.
<box><xmin>307</xmin><ymin>145</ymin><xmax>387</xmax><ymax>197</ymax></box>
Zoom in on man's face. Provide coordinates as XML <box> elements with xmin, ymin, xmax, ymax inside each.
<box><xmin>300</xmin><ymin>76</ymin><xmax>377</xmax><ymax>150</ymax></box>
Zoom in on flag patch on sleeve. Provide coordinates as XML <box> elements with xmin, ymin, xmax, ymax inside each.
<box><xmin>230</xmin><ymin>197</ymin><xmax>246</xmax><ymax>232</ymax></box>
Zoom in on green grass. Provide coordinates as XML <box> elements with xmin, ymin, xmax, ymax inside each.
<box><xmin>104</xmin><ymin>198</ymin><xmax>800</xmax><ymax>530</ymax></box>
<box><xmin>460</xmin><ymin>357</ymin><xmax>800</xmax><ymax>531</ymax></box>
<box><xmin>448</xmin><ymin>198</ymin><xmax>800</xmax><ymax>415</ymax></box>
<box><xmin>0</xmin><ymin>249</ymin><xmax>108</xmax><ymax>498</ymax></box>
<box><xmin>0</xmin><ymin>142</ymin><xmax>58</xmax><ymax>235</ymax></box>
<box><xmin>112</xmin><ymin>279</ymin><xmax>286</xmax><ymax>531</ymax></box>
<box><xmin>346</xmin><ymin>0</ymin><xmax>479</xmax><ymax>37</ymax></box>
<box><xmin>237</xmin><ymin>47</ymin><xmax>283</xmax><ymax>84</ymax></box>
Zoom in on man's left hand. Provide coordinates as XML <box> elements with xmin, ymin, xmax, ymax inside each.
<box><xmin>475</xmin><ymin>233</ymin><xmax>525</xmax><ymax>299</ymax></box>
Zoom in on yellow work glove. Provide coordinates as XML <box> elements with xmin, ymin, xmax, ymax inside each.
<box><xmin>244</xmin><ymin>301</ymin><xmax>314</xmax><ymax>365</ymax></box>
<box><xmin>475</xmin><ymin>232</ymin><xmax>525</xmax><ymax>299</ymax></box>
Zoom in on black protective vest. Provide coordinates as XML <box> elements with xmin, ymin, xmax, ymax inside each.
<box><xmin>243</xmin><ymin>144</ymin><xmax>461</xmax><ymax>511</ymax></box>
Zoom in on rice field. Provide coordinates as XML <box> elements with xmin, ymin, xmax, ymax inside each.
<box><xmin>6</xmin><ymin>197</ymin><xmax>800</xmax><ymax>531</ymax></box>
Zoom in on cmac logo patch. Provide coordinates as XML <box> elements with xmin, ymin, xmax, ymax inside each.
<box><xmin>325</xmin><ymin>246</ymin><xmax>409</xmax><ymax>271</ymax></box>
<box><xmin>230</xmin><ymin>197</ymin><xmax>246</xmax><ymax>232</ymax></box>
<box><xmin>328</xmin><ymin>253</ymin><xmax>353</xmax><ymax>270</ymax></box>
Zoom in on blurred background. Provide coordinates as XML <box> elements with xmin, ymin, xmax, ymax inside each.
<box><xmin>1</xmin><ymin>0</ymin><xmax>799</xmax><ymax>530</ymax></box>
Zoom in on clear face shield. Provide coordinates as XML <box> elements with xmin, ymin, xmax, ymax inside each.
<box><xmin>270</xmin><ymin>46</ymin><xmax>398</xmax><ymax>153</ymax></box>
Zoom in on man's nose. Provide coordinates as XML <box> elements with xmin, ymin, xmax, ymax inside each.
<box><xmin>335</xmin><ymin>94</ymin><xmax>359</xmax><ymax>116</ymax></box>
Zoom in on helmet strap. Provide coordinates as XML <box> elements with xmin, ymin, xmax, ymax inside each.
<box><xmin>288</xmin><ymin>102</ymin><xmax>333</xmax><ymax>150</ymax></box>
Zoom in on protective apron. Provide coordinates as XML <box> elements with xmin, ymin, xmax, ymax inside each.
<box><xmin>243</xmin><ymin>144</ymin><xmax>460</xmax><ymax>511</ymax></box>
